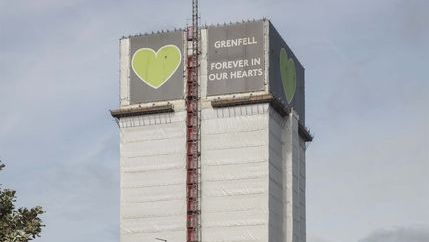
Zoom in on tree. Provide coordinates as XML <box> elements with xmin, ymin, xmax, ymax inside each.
<box><xmin>0</xmin><ymin>161</ymin><xmax>44</xmax><ymax>242</ymax></box>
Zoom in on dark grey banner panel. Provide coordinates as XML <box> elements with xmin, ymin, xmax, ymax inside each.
<box><xmin>269</xmin><ymin>23</ymin><xmax>305</xmax><ymax>123</ymax></box>
<box><xmin>207</xmin><ymin>20</ymin><xmax>265</xmax><ymax>96</ymax></box>
<box><xmin>129</xmin><ymin>31</ymin><xmax>184</xmax><ymax>104</ymax></box>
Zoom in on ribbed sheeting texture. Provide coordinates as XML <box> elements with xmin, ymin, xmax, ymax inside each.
<box><xmin>118</xmin><ymin>105</ymin><xmax>306</xmax><ymax>242</ymax></box>
<box><xmin>119</xmin><ymin>111</ymin><xmax>187</xmax><ymax>242</ymax></box>
<box><xmin>201</xmin><ymin>104</ymin><xmax>269</xmax><ymax>242</ymax></box>
<box><xmin>268</xmin><ymin>109</ymin><xmax>306</xmax><ymax>242</ymax></box>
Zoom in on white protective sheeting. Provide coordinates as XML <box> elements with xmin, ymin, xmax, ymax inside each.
<box><xmin>268</xmin><ymin>109</ymin><xmax>306</xmax><ymax>242</ymax></box>
<box><xmin>120</xmin><ymin>38</ymin><xmax>130</xmax><ymax>106</ymax></box>
<box><xmin>119</xmin><ymin>111</ymin><xmax>187</xmax><ymax>242</ymax></box>
<box><xmin>201</xmin><ymin>104</ymin><xmax>270</xmax><ymax>242</ymax></box>
<box><xmin>118</xmin><ymin>103</ymin><xmax>306</xmax><ymax>242</ymax></box>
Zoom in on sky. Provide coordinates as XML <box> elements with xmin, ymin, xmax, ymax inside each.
<box><xmin>0</xmin><ymin>0</ymin><xmax>428</xmax><ymax>242</ymax></box>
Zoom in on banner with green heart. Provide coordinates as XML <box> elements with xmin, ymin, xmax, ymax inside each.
<box><xmin>279</xmin><ymin>48</ymin><xmax>297</xmax><ymax>104</ymax></box>
<box><xmin>131</xmin><ymin>45</ymin><xmax>182</xmax><ymax>89</ymax></box>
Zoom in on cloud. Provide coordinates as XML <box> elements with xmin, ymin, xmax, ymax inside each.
<box><xmin>358</xmin><ymin>227</ymin><xmax>429</xmax><ymax>242</ymax></box>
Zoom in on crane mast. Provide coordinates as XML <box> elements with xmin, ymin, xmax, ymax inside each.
<box><xmin>186</xmin><ymin>0</ymin><xmax>201</xmax><ymax>242</ymax></box>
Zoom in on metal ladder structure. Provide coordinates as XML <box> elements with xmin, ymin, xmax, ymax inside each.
<box><xmin>186</xmin><ymin>0</ymin><xmax>201</xmax><ymax>242</ymax></box>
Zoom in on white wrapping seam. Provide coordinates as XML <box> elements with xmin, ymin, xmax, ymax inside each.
<box><xmin>203</xmin><ymin>194</ymin><xmax>267</xmax><ymax>213</ymax></box>
<box><xmin>204</xmin><ymin>220</ymin><xmax>268</xmax><ymax>228</ymax></box>
<box><xmin>122</xmin><ymin>195</ymin><xmax>184</xmax><ymax>203</ymax></box>
<box><xmin>121</xmin><ymin>154</ymin><xmax>185</xmax><ymax>169</ymax></box>
<box><xmin>203</xmin><ymin>207</ymin><xmax>268</xmax><ymax>215</ymax></box>
<box><xmin>204</xmin><ymin>146</ymin><xmax>266</xmax><ymax>165</ymax></box>
<box><xmin>203</xmin><ymin>190</ymin><xmax>265</xmax><ymax>197</ymax></box>
<box><xmin>121</xmin><ymin>211</ymin><xmax>185</xmax><ymax>221</ymax></box>
<box><xmin>204</xmin><ymin>160</ymin><xmax>267</xmax><ymax>179</ymax></box>
<box><xmin>203</xmin><ymin>179</ymin><xmax>268</xmax><ymax>197</ymax></box>
<box><xmin>204</xmin><ymin>173</ymin><xmax>267</xmax><ymax>182</ymax></box>
<box><xmin>204</xmin><ymin>218</ymin><xmax>266</xmax><ymax>228</ymax></box>
<box><xmin>121</xmin><ymin>195</ymin><xmax>185</xmax><ymax>203</ymax></box>
<box><xmin>121</xmin><ymin>128</ymin><xmax>185</xmax><ymax>143</ymax></box>
<box><xmin>202</xmin><ymin>237</ymin><xmax>262</xmax><ymax>242</ymax></box>
<box><xmin>202</xmin><ymin>116</ymin><xmax>267</xmax><ymax>134</ymax></box>
<box><xmin>203</xmin><ymin>126</ymin><xmax>266</xmax><ymax>136</ymax></box>
<box><xmin>122</xmin><ymin>184</ymin><xmax>185</xmax><ymax>203</ymax></box>
<box><xmin>123</xmin><ymin>152</ymin><xmax>184</xmax><ymax>160</ymax></box>
<box><xmin>122</xmin><ymin>163</ymin><xmax>183</xmax><ymax>173</ymax></box>
<box><xmin>121</xmin><ymin>137</ymin><xmax>184</xmax><ymax>157</ymax></box>
<box><xmin>122</xmin><ymin>171</ymin><xmax>184</xmax><ymax>188</ymax></box>
<box><xmin>202</xmin><ymin>117</ymin><xmax>267</xmax><ymax>133</ymax></box>
<box><xmin>122</xmin><ymin>199</ymin><xmax>185</xmax><ymax>218</ymax></box>
<box><xmin>204</xmin><ymin>158</ymin><xmax>266</xmax><ymax>167</ymax></box>
<box><xmin>121</xmin><ymin>181</ymin><xmax>183</xmax><ymax>189</ymax></box>
<box><xmin>203</xmin><ymin>144</ymin><xmax>265</xmax><ymax>154</ymax></box>
<box><xmin>203</xmin><ymin>226</ymin><xmax>264</xmax><ymax>242</ymax></box>
<box><xmin>122</xmin><ymin>231</ymin><xmax>184</xmax><ymax>237</ymax></box>
<box><xmin>203</xmin><ymin>132</ymin><xmax>267</xmax><ymax>150</ymax></box>
<box><xmin>122</xmin><ymin>220</ymin><xmax>185</xmax><ymax>233</ymax></box>
<box><xmin>121</xmin><ymin>231</ymin><xmax>185</xmax><ymax>242</ymax></box>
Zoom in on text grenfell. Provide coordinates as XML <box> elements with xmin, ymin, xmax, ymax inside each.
<box><xmin>214</xmin><ymin>37</ymin><xmax>257</xmax><ymax>49</ymax></box>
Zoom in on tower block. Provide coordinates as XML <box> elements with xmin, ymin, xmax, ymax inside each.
<box><xmin>112</xmin><ymin>19</ymin><xmax>312</xmax><ymax>242</ymax></box>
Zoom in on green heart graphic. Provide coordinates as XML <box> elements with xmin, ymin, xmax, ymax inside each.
<box><xmin>131</xmin><ymin>45</ymin><xmax>181</xmax><ymax>89</ymax></box>
<box><xmin>279</xmin><ymin>48</ymin><xmax>297</xmax><ymax>104</ymax></box>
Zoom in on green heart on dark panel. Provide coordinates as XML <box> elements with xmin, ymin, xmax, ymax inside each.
<box><xmin>129</xmin><ymin>31</ymin><xmax>185</xmax><ymax>104</ymax></box>
<box><xmin>269</xmin><ymin>23</ymin><xmax>305</xmax><ymax>124</ymax></box>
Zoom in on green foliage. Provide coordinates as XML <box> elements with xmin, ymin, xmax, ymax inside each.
<box><xmin>0</xmin><ymin>161</ymin><xmax>44</xmax><ymax>242</ymax></box>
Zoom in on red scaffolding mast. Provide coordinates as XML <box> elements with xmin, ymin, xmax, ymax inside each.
<box><xmin>186</xmin><ymin>0</ymin><xmax>200</xmax><ymax>242</ymax></box>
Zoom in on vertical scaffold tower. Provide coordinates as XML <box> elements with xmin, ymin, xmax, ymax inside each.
<box><xmin>186</xmin><ymin>0</ymin><xmax>201</xmax><ymax>242</ymax></box>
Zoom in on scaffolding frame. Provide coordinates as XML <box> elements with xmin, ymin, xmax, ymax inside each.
<box><xmin>186</xmin><ymin>0</ymin><xmax>201</xmax><ymax>242</ymax></box>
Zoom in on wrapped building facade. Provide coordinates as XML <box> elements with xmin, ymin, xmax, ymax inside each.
<box><xmin>112</xmin><ymin>19</ymin><xmax>312</xmax><ymax>242</ymax></box>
